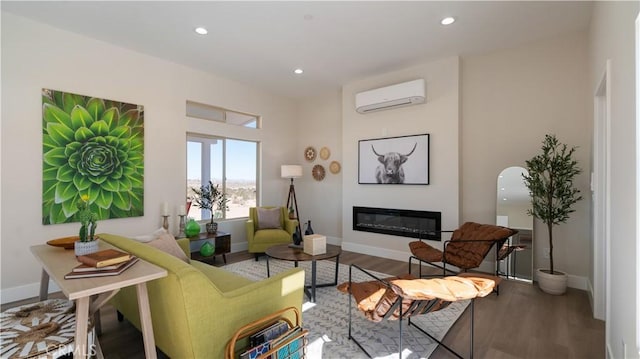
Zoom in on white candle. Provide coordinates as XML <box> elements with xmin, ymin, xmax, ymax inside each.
<box><xmin>178</xmin><ymin>205</ymin><xmax>186</xmax><ymax>216</ymax></box>
<box><xmin>161</xmin><ymin>202</ymin><xmax>169</xmax><ymax>216</ymax></box>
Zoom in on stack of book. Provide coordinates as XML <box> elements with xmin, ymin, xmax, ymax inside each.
<box><xmin>64</xmin><ymin>249</ymin><xmax>138</xmax><ymax>279</ymax></box>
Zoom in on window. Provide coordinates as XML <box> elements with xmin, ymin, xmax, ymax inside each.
<box><xmin>187</xmin><ymin>135</ymin><xmax>258</xmax><ymax>220</ymax></box>
<box><xmin>186</xmin><ymin>101</ymin><xmax>260</xmax><ymax>128</ymax></box>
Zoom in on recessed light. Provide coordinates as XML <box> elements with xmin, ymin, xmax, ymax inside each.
<box><xmin>294</xmin><ymin>68</ymin><xmax>304</xmax><ymax>74</ymax></box>
<box><xmin>195</xmin><ymin>27</ymin><xmax>208</xmax><ymax>35</ymax></box>
<box><xmin>503</xmin><ymin>198</ymin><xmax>508</xmax><ymax>201</ymax></box>
<box><xmin>441</xmin><ymin>17</ymin><xmax>455</xmax><ymax>26</ymax></box>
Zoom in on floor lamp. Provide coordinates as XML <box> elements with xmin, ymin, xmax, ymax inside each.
<box><xmin>281</xmin><ymin>165</ymin><xmax>303</xmax><ymax>245</ymax></box>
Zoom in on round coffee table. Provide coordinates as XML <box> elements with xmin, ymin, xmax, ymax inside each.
<box><xmin>265</xmin><ymin>244</ymin><xmax>342</xmax><ymax>303</ymax></box>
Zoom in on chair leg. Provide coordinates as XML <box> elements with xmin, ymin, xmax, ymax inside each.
<box><xmin>254</xmin><ymin>253</ymin><xmax>260</xmax><ymax>261</ymax></box>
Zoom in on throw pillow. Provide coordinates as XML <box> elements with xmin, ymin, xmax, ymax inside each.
<box><xmin>132</xmin><ymin>227</ymin><xmax>167</xmax><ymax>243</ymax></box>
<box><xmin>257</xmin><ymin>207</ymin><xmax>282</xmax><ymax>229</ymax></box>
<box><xmin>147</xmin><ymin>232</ymin><xmax>190</xmax><ymax>263</ymax></box>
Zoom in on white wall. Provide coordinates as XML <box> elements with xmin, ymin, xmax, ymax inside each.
<box><xmin>0</xmin><ymin>13</ymin><xmax>298</xmax><ymax>303</ymax></box>
<box><xmin>461</xmin><ymin>31</ymin><xmax>591</xmax><ymax>287</ymax></box>
<box><xmin>589</xmin><ymin>2</ymin><xmax>639</xmax><ymax>358</ymax></box>
<box><xmin>341</xmin><ymin>57</ymin><xmax>460</xmax><ymax>261</ymax></box>
<box><xmin>295</xmin><ymin>91</ymin><xmax>343</xmax><ymax>243</ymax></box>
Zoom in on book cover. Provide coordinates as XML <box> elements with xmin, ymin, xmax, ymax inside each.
<box><xmin>239</xmin><ymin>341</ymin><xmax>271</xmax><ymax>359</ymax></box>
<box><xmin>72</xmin><ymin>256</ymin><xmax>137</xmax><ymax>272</ymax></box>
<box><xmin>250</xmin><ymin>321</ymin><xmax>289</xmax><ymax>347</ymax></box>
<box><xmin>64</xmin><ymin>257</ymin><xmax>139</xmax><ymax>279</ymax></box>
<box><xmin>76</xmin><ymin>248</ymin><xmax>132</xmax><ymax>268</ymax></box>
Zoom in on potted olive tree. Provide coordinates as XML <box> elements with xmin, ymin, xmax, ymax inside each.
<box><xmin>191</xmin><ymin>181</ymin><xmax>230</xmax><ymax>234</ymax></box>
<box><xmin>523</xmin><ymin>134</ymin><xmax>582</xmax><ymax>295</ymax></box>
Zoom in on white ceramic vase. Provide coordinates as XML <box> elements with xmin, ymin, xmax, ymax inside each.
<box><xmin>74</xmin><ymin>240</ymin><xmax>99</xmax><ymax>256</ymax></box>
<box><xmin>536</xmin><ymin>268</ymin><xmax>567</xmax><ymax>295</ymax></box>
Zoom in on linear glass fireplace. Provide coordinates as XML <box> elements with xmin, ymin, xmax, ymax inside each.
<box><xmin>353</xmin><ymin>206</ymin><xmax>442</xmax><ymax>241</ymax></box>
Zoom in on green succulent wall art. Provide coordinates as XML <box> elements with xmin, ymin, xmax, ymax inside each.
<box><xmin>42</xmin><ymin>89</ymin><xmax>144</xmax><ymax>224</ymax></box>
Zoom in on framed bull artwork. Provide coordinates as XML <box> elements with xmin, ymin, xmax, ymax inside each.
<box><xmin>358</xmin><ymin>133</ymin><xmax>429</xmax><ymax>185</ymax></box>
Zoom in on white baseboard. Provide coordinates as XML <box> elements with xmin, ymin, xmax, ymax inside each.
<box><xmin>1</xmin><ymin>280</ymin><xmax>60</xmax><ymax>305</ymax></box>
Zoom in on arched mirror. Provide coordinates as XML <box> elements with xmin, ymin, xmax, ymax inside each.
<box><xmin>496</xmin><ymin>166</ymin><xmax>533</xmax><ymax>282</ymax></box>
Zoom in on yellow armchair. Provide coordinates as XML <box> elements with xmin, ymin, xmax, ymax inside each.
<box><xmin>246</xmin><ymin>207</ymin><xmax>297</xmax><ymax>258</ymax></box>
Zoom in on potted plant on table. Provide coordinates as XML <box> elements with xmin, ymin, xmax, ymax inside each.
<box><xmin>191</xmin><ymin>181</ymin><xmax>230</xmax><ymax>235</ymax></box>
<box><xmin>74</xmin><ymin>194</ymin><xmax>99</xmax><ymax>256</ymax></box>
<box><xmin>523</xmin><ymin>134</ymin><xmax>582</xmax><ymax>295</ymax></box>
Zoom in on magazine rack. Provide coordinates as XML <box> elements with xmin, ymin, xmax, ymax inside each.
<box><xmin>225</xmin><ymin>306</ymin><xmax>308</xmax><ymax>359</ymax></box>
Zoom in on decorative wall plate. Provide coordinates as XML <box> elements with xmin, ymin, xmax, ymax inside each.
<box><xmin>312</xmin><ymin>165</ymin><xmax>326</xmax><ymax>181</ymax></box>
<box><xmin>319</xmin><ymin>147</ymin><xmax>331</xmax><ymax>160</ymax></box>
<box><xmin>329</xmin><ymin>161</ymin><xmax>341</xmax><ymax>174</ymax></box>
<box><xmin>304</xmin><ymin>146</ymin><xmax>317</xmax><ymax>161</ymax></box>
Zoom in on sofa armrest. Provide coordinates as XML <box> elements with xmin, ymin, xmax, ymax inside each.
<box><xmin>246</xmin><ymin>220</ymin><xmax>255</xmax><ymax>242</ymax></box>
<box><xmin>177</xmin><ymin>238</ymin><xmax>190</xmax><ymax>257</ymax></box>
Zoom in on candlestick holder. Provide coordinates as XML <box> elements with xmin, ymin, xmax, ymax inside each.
<box><xmin>162</xmin><ymin>215</ymin><xmax>169</xmax><ymax>231</ymax></box>
<box><xmin>178</xmin><ymin>215</ymin><xmax>186</xmax><ymax>238</ymax></box>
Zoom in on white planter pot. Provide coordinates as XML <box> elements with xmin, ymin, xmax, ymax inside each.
<box><xmin>74</xmin><ymin>240</ymin><xmax>99</xmax><ymax>256</ymax></box>
<box><xmin>536</xmin><ymin>268</ymin><xmax>567</xmax><ymax>295</ymax></box>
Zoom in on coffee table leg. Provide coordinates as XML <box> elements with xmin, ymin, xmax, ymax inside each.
<box><xmin>266</xmin><ymin>256</ymin><xmax>271</xmax><ymax>277</ymax></box>
<box><xmin>311</xmin><ymin>260</ymin><xmax>317</xmax><ymax>303</ymax></box>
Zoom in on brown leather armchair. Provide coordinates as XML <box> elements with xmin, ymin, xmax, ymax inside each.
<box><xmin>409</xmin><ymin>222</ymin><xmax>518</xmax><ymax>278</ymax></box>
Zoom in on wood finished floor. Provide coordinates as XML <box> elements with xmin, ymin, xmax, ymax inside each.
<box><xmin>2</xmin><ymin>250</ymin><xmax>604</xmax><ymax>358</ymax></box>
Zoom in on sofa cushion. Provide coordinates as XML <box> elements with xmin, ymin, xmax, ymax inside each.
<box><xmin>147</xmin><ymin>232</ymin><xmax>191</xmax><ymax>263</ymax></box>
<box><xmin>191</xmin><ymin>261</ymin><xmax>253</xmax><ymax>292</ymax></box>
<box><xmin>132</xmin><ymin>227</ymin><xmax>167</xmax><ymax>243</ymax></box>
<box><xmin>257</xmin><ymin>207</ymin><xmax>282</xmax><ymax>229</ymax></box>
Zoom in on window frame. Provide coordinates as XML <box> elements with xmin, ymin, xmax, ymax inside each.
<box><xmin>187</xmin><ymin>134</ymin><xmax>259</xmax><ymax>221</ymax></box>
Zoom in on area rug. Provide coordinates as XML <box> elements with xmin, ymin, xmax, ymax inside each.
<box><xmin>222</xmin><ymin>259</ymin><xmax>469</xmax><ymax>359</ymax></box>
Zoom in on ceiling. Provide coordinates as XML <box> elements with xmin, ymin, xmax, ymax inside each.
<box><xmin>2</xmin><ymin>1</ymin><xmax>593</xmax><ymax>99</ymax></box>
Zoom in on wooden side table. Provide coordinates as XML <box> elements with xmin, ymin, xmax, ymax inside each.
<box><xmin>189</xmin><ymin>231</ymin><xmax>231</xmax><ymax>264</ymax></box>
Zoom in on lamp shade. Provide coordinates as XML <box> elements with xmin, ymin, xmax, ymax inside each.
<box><xmin>281</xmin><ymin>165</ymin><xmax>303</xmax><ymax>179</ymax></box>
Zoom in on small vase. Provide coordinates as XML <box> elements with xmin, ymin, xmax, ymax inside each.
<box><xmin>74</xmin><ymin>240</ymin><xmax>99</xmax><ymax>256</ymax></box>
<box><xmin>206</xmin><ymin>222</ymin><xmax>218</xmax><ymax>235</ymax></box>
<box><xmin>200</xmin><ymin>241</ymin><xmax>215</xmax><ymax>256</ymax></box>
<box><xmin>185</xmin><ymin>219</ymin><xmax>201</xmax><ymax>237</ymax></box>
<box><xmin>304</xmin><ymin>220</ymin><xmax>314</xmax><ymax>235</ymax></box>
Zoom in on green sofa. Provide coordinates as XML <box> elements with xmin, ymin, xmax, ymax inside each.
<box><xmin>99</xmin><ymin>233</ymin><xmax>305</xmax><ymax>359</ymax></box>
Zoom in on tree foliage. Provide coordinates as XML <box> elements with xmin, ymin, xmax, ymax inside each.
<box><xmin>523</xmin><ymin>134</ymin><xmax>582</xmax><ymax>274</ymax></box>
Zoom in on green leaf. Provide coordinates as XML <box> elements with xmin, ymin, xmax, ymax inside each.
<box><xmin>94</xmin><ymin>190</ymin><xmax>113</xmax><ymax>209</ymax></box>
<box><xmin>53</xmin><ymin>90</ymin><xmax>64</xmax><ymax>109</ymax></box>
<box><xmin>63</xmin><ymin>93</ymin><xmax>86</xmax><ymax>114</ymax></box>
<box><xmin>128</xmin><ymin>173</ymin><xmax>143</xmax><ymax>189</ymax></box>
<box><xmin>43</xmin><ymin>135</ymin><xmax>58</xmax><ymax>152</ymax></box>
<box><xmin>129</xmin><ymin>189</ymin><xmax>143</xmax><ymax>212</ymax></box>
<box><xmin>101</xmin><ymin>178</ymin><xmax>120</xmax><ymax>192</ymax></box>
<box><xmin>49</xmin><ymin>202</ymin><xmax>69</xmax><ymax>224</ymax></box>
<box><xmin>118</xmin><ymin>176</ymin><xmax>132</xmax><ymax>191</ymax></box>
<box><xmin>70</xmin><ymin>105</ymin><xmax>94</xmax><ymax>130</ymax></box>
<box><xmin>89</xmin><ymin>120</ymin><xmax>110</xmax><ymax>137</ymax></box>
<box><xmin>43</xmin><ymin>103</ymin><xmax>72</xmax><ymax>126</ymax></box>
<box><xmin>56</xmin><ymin>164</ymin><xmax>75</xmax><ymax>182</ymax></box>
<box><xmin>86</xmin><ymin>98</ymin><xmax>105</xmax><ymax>123</ymax></box>
<box><xmin>64</xmin><ymin>141</ymin><xmax>81</xmax><ymax>156</ymax></box>
<box><xmin>129</xmin><ymin>138</ymin><xmax>143</xmax><ymax>152</ymax></box>
<box><xmin>73</xmin><ymin>173</ymin><xmax>92</xmax><ymax>191</ymax></box>
<box><xmin>46</xmin><ymin>122</ymin><xmax>75</xmax><ymax>146</ymax></box>
<box><xmin>94</xmin><ymin>206</ymin><xmax>110</xmax><ymax>220</ymax></box>
<box><xmin>74</xmin><ymin>127</ymin><xmax>95</xmax><ymax>142</ymax></box>
<box><xmin>43</xmin><ymin>148</ymin><xmax>67</xmax><ymax>167</ymax></box>
<box><xmin>118</xmin><ymin>109</ymin><xmax>139</xmax><ymax>127</ymax></box>
<box><xmin>101</xmin><ymin>107</ymin><xmax>119</xmax><ymax>130</ymax></box>
<box><xmin>54</xmin><ymin>181</ymin><xmax>77</xmax><ymax>204</ymax></box>
<box><xmin>43</xmin><ymin>165</ymin><xmax>58</xmax><ymax>181</ymax></box>
<box><xmin>110</xmin><ymin>125</ymin><xmax>131</xmax><ymax>138</ymax></box>
<box><xmin>42</xmin><ymin>180</ymin><xmax>57</xmax><ymax>202</ymax></box>
<box><xmin>62</xmin><ymin>194</ymin><xmax>80</xmax><ymax>218</ymax></box>
<box><xmin>112</xmin><ymin>191</ymin><xmax>131</xmax><ymax>210</ymax></box>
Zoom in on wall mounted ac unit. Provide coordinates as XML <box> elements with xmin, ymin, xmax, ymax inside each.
<box><xmin>355</xmin><ymin>79</ymin><xmax>425</xmax><ymax>114</ymax></box>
